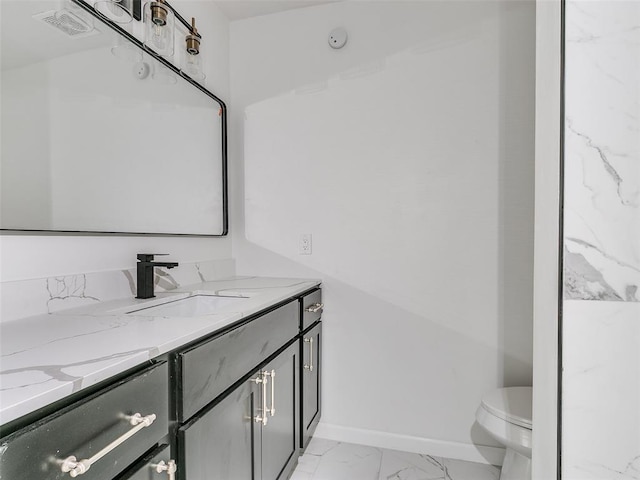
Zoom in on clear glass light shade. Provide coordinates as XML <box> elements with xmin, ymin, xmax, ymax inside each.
<box><xmin>143</xmin><ymin>1</ymin><xmax>174</xmax><ymax>58</ymax></box>
<box><xmin>94</xmin><ymin>0</ymin><xmax>133</xmax><ymax>24</ymax></box>
<box><xmin>182</xmin><ymin>51</ymin><xmax>205</xmax><ymax>82</ymax></box>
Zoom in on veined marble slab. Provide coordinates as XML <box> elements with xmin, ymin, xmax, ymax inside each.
<box><xmin>0</xmin><ymin>259</ymin><xmax>236</xmax><ymax>323</ymax></box>
<box><xmin>562</xmin><ymin>300</ymin><xmax>640</xmax><ymax>479</ymax></box>
<box><xmin>563</xmin><ymin>1</ymin><xmax>640</xmax><ymax>302</ymax></box>
<box><xmin>0</xmin><ymin>276</ymin><xmax>320</xmax><ymax>426</ymax></box>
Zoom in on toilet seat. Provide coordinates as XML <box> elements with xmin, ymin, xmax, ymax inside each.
<box><xmin>476</xmin><ymin>387</ymin><xmax>533</xmax><ymax>479</ymax></box>
<box><xmin>480</xmin><ymin>387</ymin><xmax>532</xmax><ymax>429</ymax></box>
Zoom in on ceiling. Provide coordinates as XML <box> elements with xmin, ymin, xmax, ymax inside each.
<box><xmin>213</xmin><ymin>1</ymin><xmax>338</xmax><ymax>21</ymax></box>
<box><xmin>1</xmin><ymin>1</ymin><xmax>112</xmax><ymax>71</ymax></box>
<box><xmin>0</xmin><ymin>0</ymin><xmax>339</xmax><ymax>71</ymax></box>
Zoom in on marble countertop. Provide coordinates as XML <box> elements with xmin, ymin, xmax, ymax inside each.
<box><xmin>0</xmin><ymin>276</ymin><xmax>320</xmax><ymax>426</ymax></box>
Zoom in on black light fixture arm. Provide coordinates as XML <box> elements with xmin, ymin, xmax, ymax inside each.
<box><xmin>128</xmin><ymin>0</ymin><xmax>201</xmax><ymax>38</ymax></box>
<box><xmin>160</xmin><ymin>0</ymin><xmax>202</xmax><ymax>38</ymax></box>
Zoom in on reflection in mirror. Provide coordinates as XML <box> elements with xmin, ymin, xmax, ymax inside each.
<box><xmin>0</xmin><ymin>0</ymin><xmax>227</xmax><ymax>235</ymax></box>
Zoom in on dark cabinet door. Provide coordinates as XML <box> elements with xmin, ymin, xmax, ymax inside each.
<box><xmin>301</xmin><ymin>322</ymin><xmax>321</xmax><ymax>450</ymax></box>
<box><xmin>260</xmin><ymin>342</ymin><xmax>300</xmax><ymax>480</ymax></box>
<box><xmin>178</xmin><ymin>343</ymin><xmax>299</xmax><ymax>480</ymax></box>
<box><xmin>178</xmin><ymin>377</ymin><xmax>261</xmax><ymax>480</ymax></box>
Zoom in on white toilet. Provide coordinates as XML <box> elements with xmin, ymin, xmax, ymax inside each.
<box><xmin>475</xmin><ymin>387</ymin><xmax>532</xmax><ymax>480</ymax></box>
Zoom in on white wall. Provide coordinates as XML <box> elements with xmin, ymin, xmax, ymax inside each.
<box><xmin>0</xmin><ymin>1</ymin><xmax>232</xmax><ymax>282</ymax></box>
<box><xmin>230</xmin><ymin>0</ymin><xmax>536</xmax><ymax>457</ymax></box>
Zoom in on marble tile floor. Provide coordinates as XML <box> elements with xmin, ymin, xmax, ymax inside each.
<box><xmin>291</xmin><ymin>438</ymin><xmax>501</xmax><ymax>480</ymax></box>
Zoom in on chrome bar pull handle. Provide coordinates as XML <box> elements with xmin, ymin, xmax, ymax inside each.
<box><xmin>252</xmin><ymin>372</ymin><xmax>268</xmax><ymax>426</ymax></box>
<box><xmin>264</xmin><ymin>369</ymin><xmax>276</xmax><ymax>417</ymax></box>
<box><xmin>154</xmin><ymin>459</ymin><xmax>177</xmax><ymax>480</ymax></box>
<box><xmin>60</xmin><ymin>413</ymin><xmax>156</xmax><ymax>477</ymax></box>
<box><xmin>304</xmin><ymin>337</ymin><xmax>314</xmax><ymax>372</ymax></box>
<box><xmin>305</xmin><ymin>303</ymin><xmax>324</xmax><ymax>314</ymax></box>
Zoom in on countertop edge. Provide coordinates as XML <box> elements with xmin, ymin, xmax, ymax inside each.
<box><xmin>0</xmin><ymin>277</ymin><xmax>321</xmax><ymax>428</ymax></box>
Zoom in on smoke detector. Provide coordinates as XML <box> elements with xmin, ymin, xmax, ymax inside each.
<box><xmin>328</xmin><ymin>27</ymin><xmax>347</xmax><ymax>49</ymax></box>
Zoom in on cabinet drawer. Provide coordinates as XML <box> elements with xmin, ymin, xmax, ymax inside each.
<box><xmin>0</xmin><ymin>362</ymin><xmax>169</xmax><ymax>480</ymax></box>
<box><xmin>178</xmin><ymin>300</ymin><xmax>298</xmax><ymax>422</ymax></box>
<box><xmin>118</xmin><ymin>444</ymin><xmax>175</xmax><ymax>480</ymax></box>
<box><xmin>300</xmin><ymin>289</ymin><xmax>323</xmax><ymax>331</ymax></box>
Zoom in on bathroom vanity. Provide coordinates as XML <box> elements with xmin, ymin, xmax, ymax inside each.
<box><xmin>1</xmin><ymin>0</ymin><xmax>322</xmax><ymax>477</ymax></box>
<box><xmin>0</xmin><ymin>277</ymin><xmax>323</xmax><ymax>480</ymax></box>
<box><xmin>0</xmin><ymin>1</ymin><xmax>322</xmax><ymax>477</ymax></box>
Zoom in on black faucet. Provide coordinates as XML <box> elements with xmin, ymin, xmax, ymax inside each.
<box><xmin>136</xmin><ymin>254</ymin><xmax>179</xmax><ymax>299</ymax></box>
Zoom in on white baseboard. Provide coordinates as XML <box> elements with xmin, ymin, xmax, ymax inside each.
<box><xmin>313</xmin><ymin>423</ymin><xmax>506</xmax><ymax>467</ymax></box>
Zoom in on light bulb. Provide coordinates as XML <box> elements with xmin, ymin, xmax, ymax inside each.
<box><xmin>152</xmin><ymin>23</ymin><xmax>168</xmax><ymax>49</ymax></box>
<box><xmin>143</xmin><ymin>1</ymin><xmax>174</xmax><ymax>58</ymax></box>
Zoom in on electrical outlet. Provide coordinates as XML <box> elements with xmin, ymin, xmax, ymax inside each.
<box><xmin>299</xmin><ymin>234</ymin><xmax>312</xmax><ymax>255</ymax></box>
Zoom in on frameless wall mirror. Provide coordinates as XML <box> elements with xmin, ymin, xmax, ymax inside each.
<box><xmin>0</xmin><ymin>0</ymin><xmax>227</xmax><ymax>236</ymax></box>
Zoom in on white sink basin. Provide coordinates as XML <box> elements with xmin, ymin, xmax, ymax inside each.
<box><xmin>126</xmin><ymin>295</ymin><xmax>249</xmax><ymax>317</ymax></box>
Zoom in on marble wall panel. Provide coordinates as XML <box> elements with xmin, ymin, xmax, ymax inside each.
<box><xmin>562</xmin><ymin>2</ymin><xmax>640</xmax><ymax>478</ymax></box>
<box><xmin>563</xmin><ymin>301</ymin><xmax>640</xmax><ymax>478</ymax></box>
<box><xmin>0</xmin><ymin>259</ymin><xmax>235</xmax><ymax>323</ymax></box>
<box><xmin>563</xmin><ymin>1</ymin><xmax>639</xmax><ymax>302</ymax></box>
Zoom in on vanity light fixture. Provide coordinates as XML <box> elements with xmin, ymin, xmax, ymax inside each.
<box><xmin>181</xmin><ymin>17</ymin><xmax>205</xmax><ymax>82</ymax></box>
<box><xmin>100</xmin><ymin>0</ymin><xmax>206</xmax><ymax>82</ymax></box>
<box><xmin>143</xmin><ymin>0</ymin><xmax>175</xmax><ymax>58</ymax></box>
